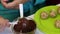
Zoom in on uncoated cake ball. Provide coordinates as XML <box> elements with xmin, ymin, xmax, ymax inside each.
<box><xmin>57</xmin><ymin>7</ymin><xmax>60</xmax><ymax>14</ymax></box>
<box><xmin>55</xmin><ymin>20</ymin><xmax>60</xmax><ymax>28</ymax></box>
<box><xmin>50</xmin><ymin>9</ymin><xmax>57</xmax><ymax>18</ymax></box>
<box><xmin>40</xmin><ymin>12</ymin><xmax>48</xmax><ymax>19</ymax></box>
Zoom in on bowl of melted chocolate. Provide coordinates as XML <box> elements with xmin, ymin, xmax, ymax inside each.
<box><xmin>13</xmin><ymin>18</ymin><xmax>36</xmax><ymax>34</ymax></box>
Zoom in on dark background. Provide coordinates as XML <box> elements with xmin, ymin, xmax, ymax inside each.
<box><xmin>45</xmin><ymin>0</ymin><xmax>60</xmax><ymax>5</ymax></box>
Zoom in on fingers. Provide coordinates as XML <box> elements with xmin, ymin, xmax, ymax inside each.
<box><xmin>1</xmin><ymin>0</ymin><xmax>8</xmax><ymax>8</ymax></box>
<box><xmin>4</xmin><ymin>19</ymin><xmax>10</xmax><ymax>27</ymax></box>
<box><xmin>12</xmin><ymin>5</ymin><xmax>19</xmax><ymax>9</ymax></box>
<box><xmin>0</xmin><ymin>17</ymin><xmax>10</xmax><ymax>32</ymax></box>
<box><xmin>0</xmin><ymin>23</ymin><xmax>5</xmax><ymax>32</ymax></box>
<box><xmin>3</xmin><ymin>0</ymin><xmax>8</xmax><ymax>1</ymax></box>
<box><xmin>16</xmin><ymin>0</ymin><xmax>28</xmax><ymax>3</ymax></box>
<box><xmin>1</xmin><ymin>0</ymin><xmax>9</xmax><ymax>8</ymax></box>
<box><xmin>22</xmin><ymin>0</ymin><xmax>28</xmax><ymax>3</ymax></box>
<box><xmin>1</xmin><ymin>0</ymin><xmax>14</xmax><ymax>8</ymax></box>
<box><xmin>1</xmin><ymin>0</ymin><xmax>28</xmax><ymax>9</ymax></box>
<box><xmin>1</xmin><ymin>0</ymin><xmax>17</xmax><ymax>8</ymax></box>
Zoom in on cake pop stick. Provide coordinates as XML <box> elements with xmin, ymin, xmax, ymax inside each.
<box><xmin>9</xmin><ymin>4</ymin><xmax>24</xmax><ymax>24</ymax></box>
<box><xmin>19</xmin><ymin>4</ymin><xmax>24</xmax><ymax>18</ymax></box>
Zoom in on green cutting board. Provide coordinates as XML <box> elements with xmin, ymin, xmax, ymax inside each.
<box><xmin>34</xmin><ymin>6</ymin><xmax>60</xmax><ymax>34</ymax></box>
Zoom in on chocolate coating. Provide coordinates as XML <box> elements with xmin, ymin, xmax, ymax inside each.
<box><xmin>13</xmin><ymin>18</ymin><xmax>36</xmax><ymax>33</ymax></box>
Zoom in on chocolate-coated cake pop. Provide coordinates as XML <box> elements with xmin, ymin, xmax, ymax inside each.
<box><xmin>13</xmin><ymin>18</ymin><xmax>36</xmax><ymax>33</ymax></box>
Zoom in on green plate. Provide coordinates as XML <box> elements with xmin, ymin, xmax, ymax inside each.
<box><xmin>34</xmin><ymin>6</ymin><xmax>60</xmax><ymax>34</ymax></box>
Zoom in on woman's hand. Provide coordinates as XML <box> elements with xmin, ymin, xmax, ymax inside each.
<box><xmin>1</xmin><ymin>0</ymin><xmax>28</xmax><ymax>9</ymax></box>
<box><xmin>0</xmin><ymin>16</ymin><xmax>9</xmax><ymax>32</ymax></box>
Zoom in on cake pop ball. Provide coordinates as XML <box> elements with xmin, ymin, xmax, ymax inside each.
<box><xmin>55</xmin><ymin>20</ymin><xmax>60</xmax><ymax>28</ymax></box>
<box><xmin>50</xmin><ymin>9</ymin><xmax>57</xmax><ymax>18</ymax></box>
<box><xmin>13</xmin><ymin>18</ymin><xmax>36</xmax><ymax>33</ymax></box>
<box><xmin>40</xmin><ymin>12</ymin><xmax>48</xmax><ymax>19</ymax></box>
<box><xmin>57</xmin><ymin>7</ymin><xmax>60</xmax><ymax>14</ymax></box>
